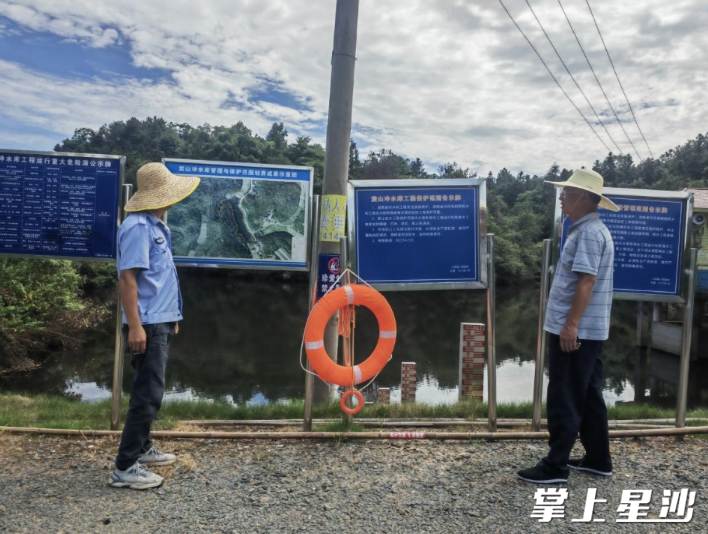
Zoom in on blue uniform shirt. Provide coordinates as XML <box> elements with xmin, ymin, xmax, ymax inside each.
<box><xmin>117</xmin><ymin>212</ymin><xmax>183</xmax><ymax>325</ymax></box>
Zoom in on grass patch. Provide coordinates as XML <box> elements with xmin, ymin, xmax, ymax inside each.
<box><xmin>1</xmin><ymin>392</ymin><xmax>708</xmax><ymax>431</ymax></box>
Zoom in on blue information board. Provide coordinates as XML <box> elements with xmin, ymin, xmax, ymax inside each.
<box><xmin>559</xmin><ymin>194</ymin><xmax>687</xmax><ymax>296</ymax></box>
<box><xmin>350</xmin><ymin>181</ymin><xmax>484</xmax><ymax>289</ymax></box>
<box><xmin>0</xmin><ymin>150</ymin><xmax>123</xmax><ymax>260</ymax></box>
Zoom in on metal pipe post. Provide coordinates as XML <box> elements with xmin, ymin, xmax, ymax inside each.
<box><xmin>340</xmin><ymin>235</ymin><xmax>353</xmax><ymax>425</ymax></box>
<box><xmin>676</xmin><ymin>248</ymin><xmax>698</xmax><ymax>429</ymax></box>
<box><xmin>303</xmin><ymin>196</ymin><xmax>321</xmax><ymax>431</ymax></box>
<box><xmin>486</xmin><ymin>234</ymin><xmax>497</xmax><ymax>432</ymax></box>
<box><xmin>532</xmin><ymin>239</ymin><xmax>553</xmax><ymax>431</ymax></box>
<box><xmin>110</xmin><ymin>183</ymin><xmax>132</xmax><ymax>430</ymax></box>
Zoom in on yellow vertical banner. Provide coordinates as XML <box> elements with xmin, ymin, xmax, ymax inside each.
<box><xmin>319</xmin><ymin>194</ymin><xmax>347</xmax><ymax>242</ymax></box>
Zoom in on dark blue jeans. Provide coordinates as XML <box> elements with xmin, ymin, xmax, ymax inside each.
<box><xmin>542</xmin><ymin>334</ymin><xmax>611</xmax><ymax>472</ymax></box>
<box><xmin>115</xmin><ymin>322</ymin><xmax>174</xmax><ymax>471</ymax></box>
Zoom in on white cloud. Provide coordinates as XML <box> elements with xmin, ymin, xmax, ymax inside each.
<box><xmin>0</xmin><ymin>0</ymin><xmax>706</xmax><ymax>175</ymax></box>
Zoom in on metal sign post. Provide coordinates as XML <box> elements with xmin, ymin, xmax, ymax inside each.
<box><xmin>486</xmin><ymin>234</ymin><xmax>497</xmax><ymax>432</ymax></box>
<box><xmin>532</xmin><ymin>239</ymin><xmax>553</xmax><ymax>432</ymax></box>
<box><xmin>340</xmin><ymin>235</ymin><xmax>353</xmax><ymax>426</ymax></box>
<box><xmin>110</xmin><ymin>183</ymin><xmax>132</xmax><ymax>430</ymax></box>
<box><xmin>676</xmin><ymin>248</ymin><xmax>699</xmax><ymax>429</ymax></box>
<box><xmin>303</xmin><ymin>195</ymin><xmax>321</xmax><ymax>432</ymax></box>
<box><xmin>346</xmin><ymin>179</ymin><xmax>493</xmax><ymax>414</ymax></box>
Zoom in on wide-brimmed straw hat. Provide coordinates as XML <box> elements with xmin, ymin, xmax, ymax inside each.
<box><xmin>124</xmin><ymin>162</ymin><xmax>200</xmax><ymax>212</ymax></box>
<box><xmin>545</xmin><ymin>168</ymin><xmax>620</xmax><ymax>212</ymax></box>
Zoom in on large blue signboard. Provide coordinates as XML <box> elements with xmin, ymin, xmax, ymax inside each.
<box><xmin>163</xmin><ymin>158</ymin><xmax>313</xmax><ymax>270</ymax></box>
<box><xmin>0</xmin><ymin>150</ymin><xmax>123</xmax><ymax>261</ymax></box>
<box><xmin>558</xmin><ymin>190</ymin><xmax>691</xmax><ymax>299</ymax></box>
<box><xmin>348</xmin><ymin>179</ymin><xmax>486</xmax><ymax>290</ymax></box>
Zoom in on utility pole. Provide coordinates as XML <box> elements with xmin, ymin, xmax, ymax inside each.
<box><xmin>317</xmin><ymin>0</ymin><xmax>360</xmax><ymax>400</ymax></box>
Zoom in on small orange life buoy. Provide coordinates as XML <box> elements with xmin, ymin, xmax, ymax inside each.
<box><xmin>304</xmin><ymin>284</ymin><xmax>396</xmax><ymax>386</ymax></box>
<box><xmin>339</xmin><ymin>389</ymin><xmax>364</xmax><ymax>415</ymax></box>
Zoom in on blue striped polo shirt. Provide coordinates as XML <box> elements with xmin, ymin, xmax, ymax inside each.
<box><xmin>544</xmin><ymin>212</ymin><xmax>614</xmax><ymax>340</ymax></box>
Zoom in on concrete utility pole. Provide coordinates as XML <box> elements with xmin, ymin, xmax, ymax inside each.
<box><xmin>318</xmin><ymin>0</ymin><xmax>360</xmax><ymax>398</ymax></box>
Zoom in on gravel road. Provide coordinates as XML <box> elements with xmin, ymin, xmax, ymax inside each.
<box><xmin>0</xmin><ymin>431</ymin><xmax>706</xmax><ymax>533</ymax></box>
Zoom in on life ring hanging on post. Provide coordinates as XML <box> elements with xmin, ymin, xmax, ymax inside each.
<box><xmin>304</xmin><ymin>284</ymin><xmax>396</xmax><ymax>387</ymax></box>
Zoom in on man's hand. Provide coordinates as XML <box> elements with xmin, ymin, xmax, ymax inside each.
<box><xmin>174</xmin><ymin>323</ymin><xmax>179</xmax><ymax>335</ymax></box>
<box><xmin>128</xmin><ymin>325</ymin><xmax>147</xmax><ymax>354</ymax></box>
<box><xmin>560</xmin><ymin>323</ymin><xmax>579</xmax><ymax>353</ymax></box>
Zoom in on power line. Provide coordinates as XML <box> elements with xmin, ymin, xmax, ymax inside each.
<box><xmin>586</xmin><ymin>0</ymin><xmax>654</xmax><ymax>158</ymax></box>
<box><xmin>557</xmin><ymin>0</ymin><xmax>642</xmax><ymax>161</ymax></box>
<box><xmin>496</xmin><ymin>0</ymin><xmax>613</xmax><ymax>154</ymax></box>
<box><xmin>524</xmin><ymin>0</ymin><xmax>624</xmax><ymax>155</ymax></box>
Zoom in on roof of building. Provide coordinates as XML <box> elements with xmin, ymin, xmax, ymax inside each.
<box><xmin>684</xmin><ymin>189</ymin><xmax>708</xmax><ymax>209</ymax></box>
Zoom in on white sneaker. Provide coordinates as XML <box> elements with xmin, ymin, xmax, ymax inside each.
<box><xmin>139</xmin><ymin>447</ymin><xmax>177</xmax><ymax>466</ymax></box>
<box><xmin>108</xmin><ymin>462</ymin><xmax>164</xmax><ymax>490</ymax></box>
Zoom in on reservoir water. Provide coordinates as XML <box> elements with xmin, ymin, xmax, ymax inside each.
<box><xmin>2</xmin><ymin>269</ymin><xmax>706</xmax><ymax>409</ymax></box>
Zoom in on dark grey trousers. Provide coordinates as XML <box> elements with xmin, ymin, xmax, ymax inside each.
<box><xmin>115</xmin><ymin>322</ymin><xmax>174</xmax><ymax>471</ymax></box>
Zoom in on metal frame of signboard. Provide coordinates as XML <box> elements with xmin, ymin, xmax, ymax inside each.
<box><xmin>162</xmin><ymin>157</ymin><xmax>314</xmax><ymax>272</ymax></box>
<box><xmin>533</xmin><ymin>188</ymin><xmax>697</xmax><ymax>432</ymax></box>
<box><xmin>551</xmin><ymin>188</ymin><xmax>694</xmax><ymax>303</ymax></box>
<box><xmin>346</xmin><ymin>178</ymin><xmax>488</xmax><ymax>291</ymax></box>
<box><xmin>345</xmin><ymin>178</ymin><xmax>499</xmax><ymax>431</ymax></box>
<box><xmin>0</xmin><ymin>149</ymin><xmax>125</xmax><ymax>262</ymax></box>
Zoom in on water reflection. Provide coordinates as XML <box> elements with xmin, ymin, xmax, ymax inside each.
<box><xmin>1</xmin><ymin>269</ymin><xmax>706</xmax><ymax>409</ymax></box>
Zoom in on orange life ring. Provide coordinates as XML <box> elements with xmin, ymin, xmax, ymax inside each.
<box><xmin>304</xmin><ymin>284</ymin><xmax>396</xmax><ymax>386</ymax></box>
<box><xmin>339</xmin><ymin>389</ymin><xmax>364</xmax><ymax>415</ymax></box>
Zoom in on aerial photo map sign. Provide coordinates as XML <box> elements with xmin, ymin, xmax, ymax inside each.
<box><xmin>0</xmin><ymin>150</ymin><xmax>123</xmax><ymax>261</ymax></box>
<box><xmin>557</xmin><ymin>189</ymin><xmax>690</xmax><ymax>299</ymax></box>
<box><xmin>163</xmin><ymin>158</ymin><xmax>313</xmax><ymax>270</ymax></box>
<box><xmin>348</xmin><ymin>179</ymin><xmax>487</xmax><ymax>291</ymax></box>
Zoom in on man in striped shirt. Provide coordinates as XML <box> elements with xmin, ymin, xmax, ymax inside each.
<box><xmin>518</xmin><ymin>169</ymin><xmax>619</xmax><ymax>484</ymax></box>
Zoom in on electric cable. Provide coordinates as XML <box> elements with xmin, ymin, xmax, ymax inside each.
<box><xmin>557</xmin><ymin>0</ymin><xmax>643</xmax><ymax>161</ymax></box>
<box><xmin>586</xmin><ymin>0</ymin><xmax>654</xmax><ymax>158</ymax></box>
<box><xmin>497</xmin><ymin>0</ymin><xmax>613</xmax><ymax>154</ymax></box>
<box><xmin>525</xmin><ymin>0</ymin><xmax>624</xmax><ymax>155</ymax></box>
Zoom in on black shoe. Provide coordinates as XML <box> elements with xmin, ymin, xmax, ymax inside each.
<box><xmin>567</xmin><ymin>457</ymin><xmax>612</xmax><ymax>476</ymax></box>
<box><xmin>517</xmin><ymin>463</ymin><xmax>568</xmax><ymax>484</ymax></box>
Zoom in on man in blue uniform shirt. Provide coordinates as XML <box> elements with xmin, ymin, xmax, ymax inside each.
<box><xmin>109</xmin><ymin>162</ymin><xmax>199</xmax><ymax>490</ymax></box>
<box><xmin>518</xmin><ymin>168</ymin><xmax>619</xmax><ymax>484</ymax></box>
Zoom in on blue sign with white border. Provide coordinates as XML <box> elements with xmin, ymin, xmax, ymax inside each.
<box><xmin>0</xmin><ymin>150</ymin><xmax>123</xmax><ymax>261</ymax></box>
<box><xmin>559</xmin><ymin>193</ymin><xmax>688</xmax><ymax>297</ymax></box>
<box><xmin>349</xmin><ymin>179</ymin><xmax>486</xmax><ymax>290</ymax></box>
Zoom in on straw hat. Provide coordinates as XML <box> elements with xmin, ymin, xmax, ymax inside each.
<box><xmin>124</xmin><ymin>163</ymin><xmax>200</xmax><ymax>212</ymax></box>
<box><xmin>545</xmin><ymin>168</ymin><xmax>620</xmax><ymax>212</ymax></box>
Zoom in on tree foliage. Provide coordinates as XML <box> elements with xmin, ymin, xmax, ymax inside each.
<box><xmin>52</xmin><ymin>119</ymin><xmax>708</xmax><ymax>282</ymax></box>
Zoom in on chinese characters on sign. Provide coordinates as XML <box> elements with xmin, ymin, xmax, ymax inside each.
<box><xmin>354</xmin><ymin>187</ymin><xmax>479</xmax><ymax>285</ymax></box>
<box><xmin>316</xmin><ymin>253</ymin><xmax>341</xmax><ymax>301</ymax></box>
<box><xmin>561</xmin><ymin>196</ymin><xmax>685</xmax><ymax>296</ymax></box>
<box><xmin>175</xmin><ymin>163</ymin><xmax>308</xmax><ymax>180</ymax></box>
<box><xmin>531</xmin><ymin>488</ymin><xmax>696</xmax><ymax>523</ymax></box>
<box><xmin>319</xmin><ymin>194</ymin><xmax>347</xmax><ymax>243</ymax></box>
<box><xmin>0</xmin><ymin>152</ymin><xmax>121</xmax><ymax>260</ymax></box>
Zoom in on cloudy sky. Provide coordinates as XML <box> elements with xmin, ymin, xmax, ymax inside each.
<box><xmin>0</xmin><ymin>0</ymin><xmax>706</xmax><ymax>176</ymax></box>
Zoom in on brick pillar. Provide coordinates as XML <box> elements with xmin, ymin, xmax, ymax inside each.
<box><xmin>378</xmin><ymin>387</ymin><xmax>390</xmax><ymax>404</ymax></box>
<box><xmin>459</xmin><ymin>323</ymin><xmax>485</xmax><ymax>400</ymax></box>
<box><xmin>401</xmin><ymin>362</ymin><xmax>417</xmax><ymax>403</ymax></box>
